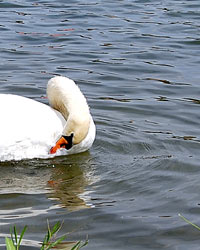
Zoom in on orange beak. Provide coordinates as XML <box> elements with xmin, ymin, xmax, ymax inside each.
<box><xmin>50</xmin><ymin>136</ymin><xmax>69</xmax><ymax>154</ymax></box>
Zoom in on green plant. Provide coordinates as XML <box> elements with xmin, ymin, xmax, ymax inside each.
<box><xmin>41</xmin><ymin>221</ymin><xmax>66</xmax><ymax>250</ymax></box>
<box><xmin>71</xmin><ymin>238</ymin><xmax>88</xmax><ymax>250</ymax></box>
<box><xmin>5</xmin><ymin>221</ymin><xmax>88</xmax><ymax>250</ymax></box>
<box><xmin>179</xmin><ymin>213</ymin><xmax>200</xmax><ymax>231</ymax></box>
<box><xmin>5</xmin><ymin>225</ymin><xmax>27</xmax><ymax>250</ymax></box>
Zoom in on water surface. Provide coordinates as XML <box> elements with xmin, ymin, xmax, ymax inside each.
<box><xmin>0</xmin><ymin>0</ymin><xmax>200</xmax><ymax>249</ymax></box>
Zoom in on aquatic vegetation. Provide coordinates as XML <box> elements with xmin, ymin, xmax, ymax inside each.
<box><xmin>179</xmin><ymin>214</ymin><xmax>200</xmax><ymax>231</ymax></box>
<box><xmin>5</xmin><ymin>221</ymin><xmax>88</xmax><ymax>250</ymax></box>
<box><xmin>5</xmin><ymin>225</ymin><xmax>27</xmax><ymax>250</ymax></box>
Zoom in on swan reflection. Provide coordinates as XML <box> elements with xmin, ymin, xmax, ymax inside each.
<box><xmin>0</xmin><ymin>152</ymin><xmax>97</xmax><ymax>212</ymax></box>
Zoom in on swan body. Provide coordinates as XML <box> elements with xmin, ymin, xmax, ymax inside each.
<box><xmin>0</xmin><ymin>76</ymin><xmax>95</xmax><ymax>161</ymax></box>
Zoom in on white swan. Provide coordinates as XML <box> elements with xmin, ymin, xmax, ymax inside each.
<box><xmin>0</xmin><ymin>76</ymin><xmax>96</xmax><ymax>161</ymax></box>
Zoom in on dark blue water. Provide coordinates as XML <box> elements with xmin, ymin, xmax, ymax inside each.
<box><xmin>0</xmin><ymin>0</ymin><xmax>200</xmax><ymax>249</ymax></box>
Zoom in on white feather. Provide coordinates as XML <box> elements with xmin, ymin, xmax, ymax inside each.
<box><xmin>0</xmin><ymin>76</ymin><xmax>95</xmax><ymax>161</ymax></box>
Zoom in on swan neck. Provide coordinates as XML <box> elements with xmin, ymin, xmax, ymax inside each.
<box><xmin>47</xmin><ymin>76</ymin><xmax>91</xmax><ymax>144</ymax></box>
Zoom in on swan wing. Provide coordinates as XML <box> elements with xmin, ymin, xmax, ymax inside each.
<box><xmin>0</xmin><ymin>94</ymin><xmax>65</xmax><ymax>161</ymax></box>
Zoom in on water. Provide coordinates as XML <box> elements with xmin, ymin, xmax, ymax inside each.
<box><xmin>0</xmin><ymin>0</ymin><xmax>200</xmax><ymax>249</ymax></box>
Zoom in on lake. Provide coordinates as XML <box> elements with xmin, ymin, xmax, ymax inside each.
<box><xmin>0</xmin><ymin>0</ymin><xmax>200</xmax><ymax>249</ymax></box>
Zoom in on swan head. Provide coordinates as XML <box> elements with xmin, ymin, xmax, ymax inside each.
<box><xmin>47</xmin><ymin>76</ymin><xmax>92</xmax><ymax>154</ymax></box>
<box><xmin>50</xmin><ymin>133</ymin><xmax>74</xmax><ymax>154</ymax></box>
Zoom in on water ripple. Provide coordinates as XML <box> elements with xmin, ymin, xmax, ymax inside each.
<box><xmin>1</xmin><ymin>0</ymin><xmax>200</xmax><ymax>249</ymax></box>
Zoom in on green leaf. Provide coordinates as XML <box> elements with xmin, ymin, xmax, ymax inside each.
<box><xmin>70</xmin><ymin>237</ymin><xmax>88</xmax><ymax>250</ymax></box>
<box><xmin>72</xmin><ymin>241</ymin><xmax>82</xmax><ymax>250</ymax></box>
<box><xmin>51</xmin><ymin>221</ymin><xmax>62</xmax><ymax>236</ymax></box>
<box><xmin>179</xmin><ymin>213</ymin><xmax>200</xmax><ymax>231</ymax></box>
<box><xmin>47</xmin><ymin>220</ymin><xmax>52</xmax><ymax>240</ymax></box>
<box><xmin>10</xmin><ymin>227</ymin><xmax>15</xmax><ymax>246</ymax></box>
<box><xmin>41</xmin><ymin>220</ymin><xmax>64</xmax><ymax>250</ymax></box>
<box><xmin>18</xmin><ymin>225</ymin><xmax>28</xmax><ymax>247</ymax></box>
<box><xmin>41</xmin><ymin>221</ymin><xmax>51</xmax><ymax>250</ymax></box>
<box><xmin>45</xmin><ymin>235</ymin><xmax>67</xmax><ymax>250</ymax></box>
<box><xmin>5</xmin><ymin>237</ymin><xmax>16</xmax><ymax>250</ymax></box>
<box><xmin>79</xmin><ymin>239</ymin><xmax>89</xmax><ymax>248</ymax></box>
<box><xmin>13</xmin><ymin>226</ymin><xmax>18</xmax><ymax>245</ymax></box>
